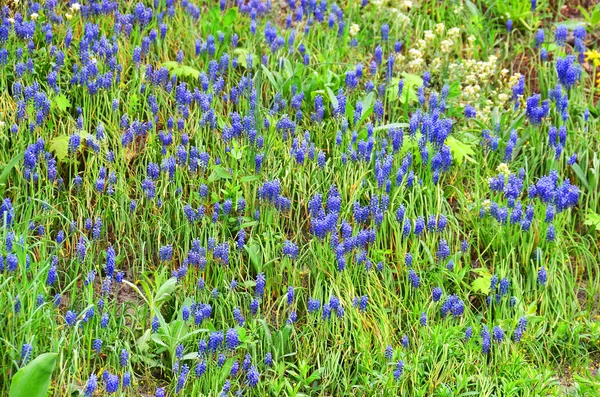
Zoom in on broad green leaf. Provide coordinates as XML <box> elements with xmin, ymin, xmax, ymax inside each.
<box><xmin>137</xmin><ymin>329</ymin><xmax>151</xmax><ymax>352</ymax></box>
<box><xmin>471</xmin><ymin>276</ymin><xmax>491</xmax><ymax>295</ymax></box>
<box><xmin>447</xmin><ymin>136</ymin><xmax>477</xmax><ymax>164</ymax></box>
<box><xmin>240</xmin><ymin>175</ymin><xmax>260</xmax><ymax>183</ymax></box>
<box><xmin>373</xmin><ymin>123</ymin><xmax>409</xmax><ymax>132</ymax></box>
<box><xmin>154</xmin><ymin>277</ymin><xmax>178</xmax><ymax>307</ymax></box>
<box><xmin>470</xmin><ymin>268</ymin><xmax>492</xmax><ymax>295</ymax></box>
<box><xmin>583</xmin><ymin>212</ymin><xmax>600</xmax><ymax>231</ymax></box>
<box><xmin>222</xmin><ymin>7</ymin><xmax>238</xmax><ymax>26</ymax></box>
<box><xmin>49</xmin><ymin>136</ymin><xmax>70</xmax><ymax>162</ymax></box>
<box><xmin>233</xmin><ymin>48</ymin><xmax>250</xmax><ymax>68</ymax></box>
<box><xmin>464</xmin><ymin>0</ymin><xmax>481</xmax><ymax>17</ymax></box>
<box><xmin>162</xmin><ymin>61</ymin><xmax>200</xmax><ymax>80</ymax></box>
<box><xmin>178</xmin><ymin>65</ymin><xmax>200</xmax><ymax>79</ymax></box>
<box><xmin>53</xmin><ymin>94</ymin><xmax>71</xmax><ymax>112</ymax></box>
<box><xmin>244</xmin><ymin>241</ymin><xmax>262</xmax><ymax>271</ymax></box>
<box><xmin>208</xmin><ymin>165</ymin><xmax>232</xmax><ymax>182</ymax></box>
<box><xmin>554</xmin><ymin>20</ymin><xmax>585</xmax><ymax>30</ymax></box>
<box><xmin>325</xmin><ymin>86</ymin><xmax>338</xmax><ymax>111</ymax></box>
<box><xmin>128</xmin><ymin>93</ymin><xmax>139</xmax><ymax>113</ymax></box>
<box><xmin>401</xmin><ymin>72</ymin><xmax>423</xmax><ymax>89</ymax></box>
<box><xmin>9</xmin><ymin>352</ymin><xmax>58</xmax><ymax>397</ymax></box>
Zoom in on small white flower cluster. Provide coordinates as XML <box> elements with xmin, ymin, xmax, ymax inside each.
<box><xmin>66</xmin><ymin>3</ymin><xmax>81</xmax><ymax>20</ymax></box>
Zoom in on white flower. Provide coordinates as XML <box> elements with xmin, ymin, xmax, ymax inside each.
<box><xmin>496</xmin><ymin>163</ymin><xmax>510</xmax><ymax>177</ymax></box>
<box><xmin>70</xmin><ymin>3</ymin><xmax>81</xmax><ymax>12</ymax></box>
<box><xmin>30</xmin><ymin>13</ymin><xmax>39</xmax><ymax>20</ymax></box>
<box><xmin>435</xmin><ymin>23</ymin><xmax>446</xmax><ymax>36</ymax></box>
<box><xmin>400</xmin><ymin>0</ymin><xmax>413</xmax><ymax>10</ymax></box>
<box><xmin>65</xmin><ymin>13</ymin><xmax>73</xmax><ymax>20</ymax></box>
<box><xmin>447</xmin><ymin>27</ymin><xmax>460</xmax><ymax>40</ymax></box>
<box><xmin>371</xmin><ymin>0</ymin><xmax>384</xmax><ymax>5</ymax></box>
<box><xmin>349</xmin><ymin>24</ymin><xmax>360</xmax><ymax>37</ymax></box>
<box><xmin>482</xmin><ymin>199</ymin><xmax>492</xmax><ymax>211</ymax></box>
<box><xmin>440</xmin><ymin>39</ymin><xmax>454</xmax><ymax>53</ymax></box>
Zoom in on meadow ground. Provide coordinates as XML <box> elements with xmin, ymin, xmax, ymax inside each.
<box><xmin>1</xmin><ymin>0</ymin><xmax>600</xmax><ymax>396</ymax></box>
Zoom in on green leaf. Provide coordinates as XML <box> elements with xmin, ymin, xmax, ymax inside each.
<box><xmin>240</xmin><ymin>175</ymin><xmax>260</xmax><ymax>183</ymax></box>
<box><xmin>0</xmin><ymin>151</ymin><xmax>23</xmax><ymax>192</ymax></box>
<box><xmin>373</xmin><ymin>123</ymin><xmax>409</xmax><ymax>132</ymax></box>
<box><xmin>53</xmin><ymin>94</ymin><xmax>71</xmax><ymax>112</ymax></box>
<box><xmin>233</xmin><ymin>48</ymin><xmax>250</xmax><ymax>68</ymax></box>
<box><xmin>154</xmin><ymin>277</ymin><xmax>178</xmax><ymax>308</ymax></box>
<box><xmin>244</xmin><ymin>241</ymin><xmax>262</xmax><ymax>271</ymax></box>
<box><xmin>470</xmin><ymin>268</ymin><xmax>492</xmax><ymax>295</ymax></box>
<box><xmin>128</xmin><ymin>93</ymin><xmax>139</xmax><ymax>113</ymax></box>
<box><xmin>401</xmin><ymin>72</ymin><xmax>423</xmax><ymax>89</ymax></box>
<box><xmin>554</xmin><ymin>19</ymin><xmax>584</xmax><ymax>30</ymax></box>
<box><xmin>325</xmin><ymin>86</ymin><xmax>338</xmax><ymax>111</ymax></box>
<box><xmin>464</xmin><ymin>0</ymin><xmax>481</xmax><ymax>17</ymax></box>
<box><xmin>9</xmin><ymin>352</ymin><xmax>58</xmax><ymax>397</ymax></box>
<box><xmin>260</xmin><ymin>65</ymin><xmax>279</xmax><ymax>90</ymax></box>
<box><xmin>583</xmin><ymin>212</ymin><xmax>600</xmax><ymax>231</ymax></box>
<box><xmin>49</xmin><ymin>136</ymin><xmax>70</xmax><ymax>162</ymax></box>
<box><xmin>447</xmin><ymin>136</ymin><xmax>477</xmax><ymax>164</ymax></box>
<box><xmin>137</xmin><ymin>329</ymin><xmax>151</xmax><ymax>353</ymax></box>
<box><xmin>222</xmin><ymin>7</ymin><xmax>238</xmax><ymax>26</ymax></box>
<box><xmin>208</xmin><ymin>165</ymin><xmax>232</xmax><ymax>182</ymax></box>
<box><xmin>161</xmin><ymin>61</ymin><xmax>200</xmax><ymax>80</ymax></box>
<box><xmin>570</xmin><ymin>163</ymin><xmax>590</xmax><ymax>190</ymax></box>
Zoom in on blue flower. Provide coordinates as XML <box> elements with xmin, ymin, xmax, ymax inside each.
<box><xmin>401</xmin><ymin>334</ymin><xmax>409</xmax><ymax>348</ymax></box>
<box><xmin>226</xmin><ymin>328</ymin><xmax>239</xmax><ymax>350</ymax></box>
<box><xmin>393</xmin><ymin>360</ymin><xmax>404</xmax><ymax>380</ymax></box>
<box><xmin>493</xmin><ymin>326</ymin><xmax>505</xmax><ymax>342</ymax></box>
<box><xmin>283</xmin><ymin>240</ymin><xmax>299</xmax><ymax>259</ymax></box>
<box><xmin>159</xmin><ymin>245</ymin><xmax>173</xmax><ymax>261</ymax></box>
<box><xmin>481</xmin><ymin>326</ymin><xmax>491</xmax><ymax>354</ymax></box>
<box><xmin>432</xmin><ymin>287</ymin><xmax>442</xmax><ymax>302</ymax></box>
<box><xmin>537</xmin><ymin>266</ymin><xmax>547</xmax><ymax>286</ymax></box>
<box><xmin>120</xmin><ymin>349</ymin><xmax>129</xmax><ymax>368</ymax></box>
<box><xmin>465</xmin><ymin>326</ymin><xmax>473</xmax><ymax>342</ymax></box>
<box><xmin>247</xmin><ymin>366</ymin><xmax>259</xmax><ymax>387</ymax></box>
<box><xmin>255</xmin><ymin>273</ymin><xmax>266</xmax><ymax>297</ymax></box>
<box><xmin>264</xmin><ymin>352</ymin><xmax>273</xmax><ymax>367</ymax></box>
<box><xmin>84</xmin><ymin>374</ymin><xmax>97</xmax><ymax>397</ymax></box>
<box><xmin>555</xmin><ymin>25</ymin><xmax>568</xmax><ymax>45</ymax></box>
<box><xmin>408</xmin><ymin>270</ymin><xmax>420</xmax><ymax>288</ymax></box>
<box><xmin>65</xmin><ymin>310</ymin><xmax>77</xmax><ymax>326</ymax></box>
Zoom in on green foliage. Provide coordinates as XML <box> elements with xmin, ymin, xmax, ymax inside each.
<box><xmin>9</xmin><ymin>353</ymin><xmax>58</xmax><ymax>397</ymax></box>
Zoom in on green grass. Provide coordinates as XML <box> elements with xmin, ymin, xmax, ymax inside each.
<box><xmin>0</xmin><ymin>0</ymin><xmax>599</xmax><ymax>396</ymax></box>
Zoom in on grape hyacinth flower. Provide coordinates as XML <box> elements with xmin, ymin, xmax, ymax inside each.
<box><xmin>393</xmin><ymin>360</ymin><xmax>404</xmax><ymax>380</ymax></box>
<box><xmin>554</xmin><ymin>25</ymin><xmax>567</xmax><ymax>46</ymax></box>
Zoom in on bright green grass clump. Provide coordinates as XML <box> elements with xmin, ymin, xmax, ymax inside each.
<box><xmin>0</xmin><ymin>0</ymin><xmax>599</xmax><ymax>396</ymax></box>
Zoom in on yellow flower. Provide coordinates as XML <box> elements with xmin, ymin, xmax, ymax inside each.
<box><xmin>585</xmin><ymin>50</ymin><xmax>600</xmax><ymax>67</ymax></box>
